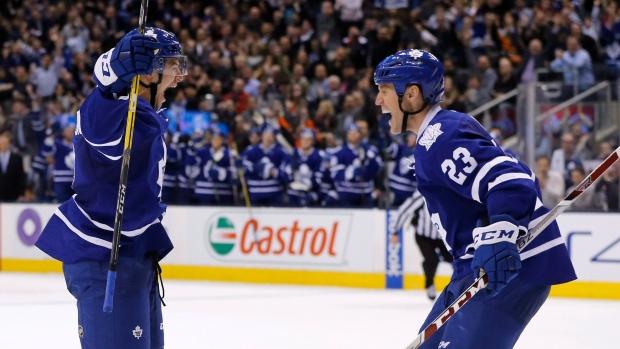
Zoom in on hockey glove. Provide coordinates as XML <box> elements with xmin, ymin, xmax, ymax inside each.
<box><xmin>471</xmin><ymin>214</ymin><xmax>523</xmax><ymax>296</ymax></box>
<box><xmin>110</xmin><ymin>34</ymin><xmax>161</xmax><ymax>83</ymax></box>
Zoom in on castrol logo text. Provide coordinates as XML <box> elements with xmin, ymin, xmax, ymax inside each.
<box><xmin>204</xmin><ymin>212</ymin><xmax>352</xmax><ymax>266</ymax></box>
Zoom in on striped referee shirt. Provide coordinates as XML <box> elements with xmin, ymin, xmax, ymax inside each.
<box><xmin>390</xmin><ymin>190</ymin><xmax>440</xmax><ymax>240</ymax></box>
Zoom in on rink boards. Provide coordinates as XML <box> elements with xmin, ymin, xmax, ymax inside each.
<box><xmin>0</xmin><ymin>203</ymin><xmax>619</xmax><ymax>300</ymax></box>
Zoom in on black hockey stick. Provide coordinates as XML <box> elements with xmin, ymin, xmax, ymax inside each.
<box><xmin>405</xmin><ymin>148</ymin><xmax>620</xmax><ymax>349</ymax></box>
<box><xmin>103</xmin><ymin>0</ymin><xmax>150</xmax><ymax>313</ymax></box>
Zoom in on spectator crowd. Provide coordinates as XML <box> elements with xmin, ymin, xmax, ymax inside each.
<box><xmin>0</xmin><ymin>0</ymin><xmax>619</xmax><ymax>211</ymax></box>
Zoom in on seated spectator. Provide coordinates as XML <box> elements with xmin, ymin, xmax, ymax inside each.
<box><xmin>536</xmin><ymin>155</ymin><xmax>565</xmax><ymax>207</ymax></box>
<box><xmin>222</xmin><ymin>78</ymin><xmax>250</xmax><ymax>115</ymax></box>
<box><xmin>595</xmin><ymin>162</ymin><xmax>620</xmax><ymax>211</ymax></box>
<box><xmin>550</xmin><ymin>36</ymin><xmax>595</xmax><ymax>96</ymax></box>
<box><xmin>464</xmin><ymin>75</ymin><xmax>491</xmax><ymax>114</ymax></box>
<box><xmin>440</xmin><ymin>76</ymin><xmax>466</xmax><ymax>113</ymax></box>
<box><xmin>494</xmin><ymin>57</ymin><xmax>518</xmax><ymax>96</ymax></box>
<box><xmin>551</xmin><ymin>133</ymin><xmax>584</xmax><ymax>189</ymax></box>
<box><xmin>0</xmin><ymin>133</ymin><xmax>26</xmax><ymax>202</ymax></box>
<box><xmin>566</xmin><ymin>166</ymin><xmax>602</xmax><ymax>211</ymax></box>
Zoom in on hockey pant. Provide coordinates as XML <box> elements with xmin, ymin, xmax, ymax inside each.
<box><xmin>249</xmin><ymin>192</ymin><xmax>284</xmax><ymax>207</ymax></box>
<box><xmin>418</xmin><ymin>272</ymin><xmax>550</xmax><ymax>349</ymax></box>
<box><xmin>415</xmin><ymin>234</ymin><xmax>453</xmax><ymax>288</ymax></box>
<box><xmin>337</xmin><ymin>192</ymin><xmax>373</xmax><ymax>207</ymax></box>
<box><xmin>197</xmin><ymin>194</ymin><xmax>235</xmax><ymax>205</ymax></box>
<box><xmin>63</xmin><ymin>256</ymin><xmax>164</xmax><ymax>349</ymax></box>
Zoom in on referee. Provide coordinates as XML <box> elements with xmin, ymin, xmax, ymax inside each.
<box><xmin>390</xmin><ymin>190</ymin><xmax>453</xmax><ymax>300</ymax></box>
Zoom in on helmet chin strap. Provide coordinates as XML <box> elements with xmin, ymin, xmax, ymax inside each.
<box><xmin>139</xmin><ymin>73</ymin><xmax>164</xmax><ymax>108</ymax></box>
<box><xmin>397</xmin><ymin>95</ymin><xmax>427</xmax><ymax>136</ymax></box>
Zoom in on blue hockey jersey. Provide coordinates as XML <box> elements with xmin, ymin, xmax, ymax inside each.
<box><xmin>35</xmin><ymin>88</ymin><xmax>173</xmax><ymax>263</ymax></box>
<box><xmin>42</xmin><ymin>137</ymin><xmax>74</xmax><ymax>185</ymax></box>
<box><xmin>288</xmin><ymin>147</ymin><xmax>324</xmax><ymax>205</ymax></box>
<box><xmin>329</xmin><ymin>143</ymin><xmax>383</xmax><ymax>202</ymax></box>
<box><xmin>386</xmin><ymin>142</ymin><xmax>417</xmax><ymax>204</ymax></box>
<box><xmin>163</xmin><ymin>142</ymin><xmax>181</xmax><ymax>190</ymax></box>
<box><xmin>413</xmin><ymin>105</ymin><xmax>576</xmax><ymax>285</ymax></box>
<box><xmin>242</xmin><ymin>144</ymin><xmax>292</xmax><ymax>201</ymax></box>
<box><xmin>189</xmin><ymin>145</ymin><xmax>235</xmax><ymax>202</ymax></box>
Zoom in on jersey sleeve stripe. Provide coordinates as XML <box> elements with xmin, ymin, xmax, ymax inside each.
<box><xmin>520</xmin><ymin>237</ymin><xmax>565</xmax><ymax>261</ymax></box>
<box><xmin>54</xmin><ymin>209</ymin><xmax>112</xmax><ymax>249</ymax></box>
<box><xmin>73</xmin><ymin>198</ymin><xmax>160</xmax><ymax>237</ymax></box>
<box><xmin>487</xmin><ymin>173</ymin><xmax>533</xmax><ymax>192</ymax></box>
<box><xmin>471</xmin><ymin>156</ymin><xmax>518</xmax><ymax>203</ymax></box>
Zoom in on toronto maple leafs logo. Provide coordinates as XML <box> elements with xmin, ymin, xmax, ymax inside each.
<box><xmin>419</xmin><ymin>123</ymin><xmax>443</xmax><ymax>150</ymax></box>
<box><xmin>133</xmin><ymin>326</ymin><xmax>143</xmax><ymax>339</ymax></box>
<box><xmin>408</xmin><ymin>49</ymin><xmax>424</xmax><ymax>59</ymax></box>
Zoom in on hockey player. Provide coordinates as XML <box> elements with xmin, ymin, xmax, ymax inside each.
<box><xmin>330</xmin><ymin>123</ymin><xmax>383</xmax><ymax>207</ymax></box>
<box><xmin>43</xmin><ymin>123</ymin><xmax>75</xmax><ymax>202</ymax></box>
<box><xmin>190</xmin><ymin>126</ymin><xmax>235</xmax><ymax>205</ymax></box>
<box><xmin>389</xmin><ymin>191</ymin><xmax>453</xmax><ymax>301</ymax></box>
<box><xmin>374</xmin><ymin>49</ymin><xmax>576</xmax><ymax>348</ymax></box>
<box><xmin>162</xmin><ymin>132</ymin><xmax>182</xmax><ymax>204</ymax></box>
<box><xmin>318</xmin><ymin>147</ymin><xmax>339</xmax><ymax>206</ymax></box>
<box><xmin>288</xmin><ymin>128</ymin><xmax>324</xmax><ymax>206</ymax></box>
<box><xmin>242</xmin><ymin>125</ymin><xmax>292</xmax><ymax>206</ymax></box>
<box><xmin>35</xmin><ymin>28</ymin><xmax>187</xmax><ymax>349</ymax></box>
<box><xmin>386</xmin><ymin>132</ymin><xmax>417</xmax><ymax>207</ymax></box>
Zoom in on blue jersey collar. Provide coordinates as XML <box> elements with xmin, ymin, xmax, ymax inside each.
<box><xmin>416</xmin><ymin>104</ymin><xmax>442</xmax><ymax>137</ymax></box>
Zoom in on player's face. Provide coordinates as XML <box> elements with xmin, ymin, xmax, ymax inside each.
<box><xmin>375</xmin><ymin>83</ymin><xmax>403</xmax><ymax>134</ymax></box>
<box><xmin>300</xmin><ymin>135</ymin><xmax>313</xmax><ymax>150</ymax></box>
<box><xmin>262</xmin><ymin>131</ymin><xmax>275</xmax><ymax>146</ymax></box>
<box><xmin>211</xmin><ymin>135</ymin><xmax>223</xmax><ymax>149</ymax></box>
<box><xmin>249</xmin><ymin>132</ymin><xmax>260</xmax><ymax>145</ymax></box>
<box><xmin>152</xmin><ymin>58</ymin><xmax>185</xmax><ymax>108</ymax></box>
<box><xmin>347</xmin><ymin>129</ymin><xmax>361</xmax><ymax>144</ymax></box>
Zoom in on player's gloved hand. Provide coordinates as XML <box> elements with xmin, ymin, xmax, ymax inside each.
<box><xmin>234</xmin><ymin>158</ymin><xmax>243</xmax><ymax>169</ymax></box>
<box><xmin>471</xmin><ymin>214</ymin><xmax>523</xmax><ymax>296</ymax></box>
<box><xmin>110</xmin><ymin>34</ymin><xmax>161</xmax><ymax>83</ymax></box>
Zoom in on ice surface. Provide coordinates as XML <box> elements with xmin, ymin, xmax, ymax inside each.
<box><xmin>0</xmin><ymin>272</ymin><xmax>618</xmax><ymax>348</ymax></box>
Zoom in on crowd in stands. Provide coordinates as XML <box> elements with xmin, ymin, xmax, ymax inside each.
<box><xmin>0</xmin><ymin>0</ymin><xmax>619</xmax><ymax>211</ymax></box>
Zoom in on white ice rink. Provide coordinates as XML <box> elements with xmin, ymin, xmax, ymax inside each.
<box><xmin>0</xmin><ymin>272</ymin><xmax>618</xmax><ymax>349</ymax></box>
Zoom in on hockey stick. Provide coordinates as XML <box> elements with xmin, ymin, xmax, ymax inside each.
<box><xmin>103</xmin><ymin>0</ymin><xmax>149</xmax><ymax>313</ymax></box>
<box><xmin>228</xmin><ymin>134</ymin><xmax>259</xmax><ymax>243</ymax></box>
<box><xmin>405</xmin><ymin>147</ymin><xmax>620</xmax><ymax>349</ymax></box>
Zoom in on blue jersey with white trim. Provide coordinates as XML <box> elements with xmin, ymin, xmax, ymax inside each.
<box><xmin>42</xmin><ymin>138</ymin><xmax>74</xmax><ymax>185</ymax></box>
<box><xmin>163</xmin><ymin>142</ymin><xmax>181</xmax><ymax>189</ymax></box>
<box><xmin>242</xmin><ymin>144</ymin><xmax>292</xmax><ymax>200</ymax></box>
<box><xmin>288</xmin><ymin>147</ymin><xmax>324</xmax><ymax>200</ymax></box>
<box><xmin>414</xmin><ymin>105</ymin><xmax>575</xmax><ymax>285</ymax></box>
<box><xmin>329</xmin><ymin>143</ymin><xmax>383</xmax><ymax>200</ymax></box>
<box><xmin>35</xmin><ymin>88</ymin><xmax>173</xmax><ymax>263</ymax></box>
<box><xmin>189</xmin><ymin>145</ymin><xmax>234</xmax><ymax>200</ymax></box>
<box><xmin>387</xmin><ymin>142</ymin><xmax>417</xmax><ymax>200</ymax></box>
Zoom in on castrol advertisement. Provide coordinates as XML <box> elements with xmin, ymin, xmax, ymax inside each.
<box><xmin>202</xmin><ymin>211</ymin><xmax>351</xmax><ymax>265</ymax></box>
<box><xmin>163</xmin><ymin>206</ymin><xmax>386</xmax><ymax>272</ymax></box>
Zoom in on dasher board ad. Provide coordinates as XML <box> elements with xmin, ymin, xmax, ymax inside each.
<box><xmin>162</xmin><ymin>206</ymin><xmax>385</xmax><ymax>272</ymax></box>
